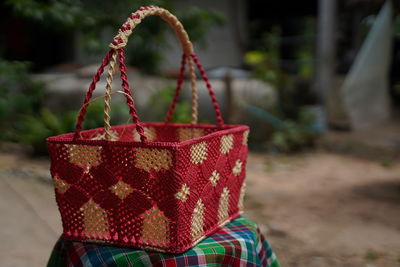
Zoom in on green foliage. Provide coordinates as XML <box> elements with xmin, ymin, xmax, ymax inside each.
<box><xmin>295</xmin><ymin>17</ymin><xmax>315</xmax><ymax>79</ymax></box>
<box><xmin>180</xmin><ymin>7</ymin><xmax>225</xmax><ymax>47</ymax></box>
<box><xmin>16</xmin><ymin>108</ymin><xmax>76</xmax><ymax>154</ymax></box>
<box><xmin>395</xmin><ymin>15</ymin><xmax>400</xmax><ymax>37</ymax></box>
<box><xmin>244</xmin><ymin>20</ymin><xmax>318</xmax><ymax>152</ymax></box>
<box><xmin>244</xmin><ymin>27</ymin><xmax>284</xmax><ymax>88</ymax></box>
<box><xmin>146</xmin><ymin>86</ymin><xmax>192</xmax><ymax>123</ymax></box>
<box><xmin>0</xmin><ymin>57</ymin><xmax>137</xmax><ymax>154</ymax></box>
<box><xmin>0</xmin><ymin>59</ymin><xmax>45</xmax><ymax>140</ymax></box>
<box><xmin>15</xmin><ymin>99</ymin><xmax>133</xmax><ymax>154</ymax></box>
<box><xmin>270</xmin><ymin>108</ymin><xmax>317</xmax><ymax>152</ymax></box>
<box><xmin>5</xmin><ymin>0</ymin><xmax>225</xmax><ymax>72</ymax></box>
<box><xmin>0</xmin><ymin>1</ymin><xmax>224</xmax><ymax>154</ymax></box>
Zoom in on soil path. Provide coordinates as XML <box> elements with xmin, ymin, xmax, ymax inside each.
<box><xmin>244</xmin><ymin>152</ymin><xmax>400</xmax><ymax>267</ymax></box>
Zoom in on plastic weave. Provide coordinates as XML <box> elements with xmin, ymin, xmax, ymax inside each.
<box><xmin>47</xmin><ymin>6</ymin><xmax>249</xmax><ymax>253</ymax></box>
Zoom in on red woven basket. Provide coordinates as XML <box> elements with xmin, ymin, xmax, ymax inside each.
<box><xmin>47</xmin><ymin>6</ymin><xmax>249</xmax><ymax>253</ymax></box>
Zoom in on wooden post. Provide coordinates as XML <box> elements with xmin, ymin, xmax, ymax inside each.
<box><xmin>316</xmin><ymin>0</ymin><xmax>337</xmax><ymax>126</ymax></box>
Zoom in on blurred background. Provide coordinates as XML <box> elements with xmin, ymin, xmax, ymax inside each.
<box><xmin>0</xmin><ymin>0</ymin><xmax>399</xmax><ymax>266</ymax></box>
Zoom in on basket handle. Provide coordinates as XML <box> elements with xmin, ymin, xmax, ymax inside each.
<box><xmin>73</xmin><ymin>6</ymin><xmax>224</xmax><ymax>142</ymax></box>
<box><xmin>109</xmin><ymin>6</ymin><xmax>194</xmax><ymax>54</ymax></box>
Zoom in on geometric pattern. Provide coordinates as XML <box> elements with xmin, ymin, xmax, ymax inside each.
<box><xmin>175</xmin><ymin>183</ymin><xmax>190</xmax><ymax>202</ymax></box>
<box><xmin>232</xmin><ymin>159</ymin><xmax>243</xmax><ymax>176</ymax></box>
<box><xmin>135</xmin><ymin>148</ymin><xmax>172</xmax><ymax>172</ymax></box>
<box><xmin>178</xmin><ymin>128</ymin><xmax>204</xmax><ymax>141</ymax></box>
<box><xmin>109</xmin><ymin>181</ymin><xmax>134</xmax><ymax>200</ymax></box>
<box><xmin>141</xmin><ymin>206</ymin><xmax>169</xmax><ymax>247</ymax></box>
<box><xmin>49</xmin><ymin>123</ymin><xmax>248</xmax><ymax>253</ymax></box>
<box><xmin>45</xmin><ymin>4</ymin><xmax>251</xmax><ymax>253</ymax></box>
<box><xmin>242</xmin><ymin>130</ymin><xmax>249</xmax><ymax>145</ymax></box>
<box><xmin>209</xmin><ymin>170</ymin><xmax>220</xmax><ymax>187</ymax></box>
<box><xmin>53</xmin><ymin>176</ymin><xmax>70</xmax><ymax>194</ymax></box>
<box><xmin>81</xmin><ymin>200</ymin><xmax>109</xmax><ymax>239</ymax></box>
<box><xmin>220</xmin><ymin>134</ymin><xmax>234</xmax><ymax>154</ymax></box>
<box><xmin>190</xmin><ymin>142</ymin><xmax>207</xmax><ymax>164</ymax></box>
<box><xmin>191</xmin><ymin>199</ymin><xmax>205</xmax><ymax>241</ymax></box>
<box><xmin>66</xmin><ymin>144</ymin><xmax>102</xmax><ymax>168</ymax></box>
<box><xmin>217</xmin><ymin>187</ymin><xmax>230</xmax><ymax>222</ymax></box>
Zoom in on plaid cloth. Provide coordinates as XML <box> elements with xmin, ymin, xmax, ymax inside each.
<box><xmin>48</xmin><ymin>217</ymin><xmax>279</xmax><ymax>267</ymax></box>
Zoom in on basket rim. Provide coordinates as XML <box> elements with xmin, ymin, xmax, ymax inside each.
<box><xmin>46</xmin><ymin>122</ymin><xmax>249</xmax><ymax>149</ymax></box>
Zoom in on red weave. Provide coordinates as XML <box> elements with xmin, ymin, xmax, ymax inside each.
<box><xmin>48</xmin><ymin>122</ymin><xmax>248</xmax><ymax>253</ymax></box>
<box><xmin>48</xmin><ymin>8</ymin><xmax>248</xmax><ymax>254</ymax></box>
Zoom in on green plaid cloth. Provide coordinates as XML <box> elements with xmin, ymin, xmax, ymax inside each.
<box><xmin>48</xmin><ymin>216</ymin><xmax>279</xmax><ymax>267</ymax></box>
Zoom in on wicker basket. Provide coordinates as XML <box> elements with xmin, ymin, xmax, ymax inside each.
<box><xmin>47</xmin><ymin>5</ymin><xmax>249</xmax><ymax>253</ymax></box>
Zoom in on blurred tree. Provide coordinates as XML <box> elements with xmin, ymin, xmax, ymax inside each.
<box><xmin>4</xmin><ymin>0</ymin><xmax>225</xmax><ymax>72</ymax></box>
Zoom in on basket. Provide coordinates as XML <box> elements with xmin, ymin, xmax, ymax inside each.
<box><xmin>47</xmin><ymin>6</ymin><xmax>249</xmax><ymax>253</ymax></box>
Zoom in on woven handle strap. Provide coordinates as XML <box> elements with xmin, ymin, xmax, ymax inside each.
<box><xmin>74</xmin><ymin>6</ymin><xmax>225</xmax><ymax>142</ymax></box>
<box><xmin>109</xmin><ymin>6</ymin><xmax>193</xmax><ymax>55</ymax></box>
<box><xmin>108</xmin><ymin>5</ymin><xmax>199</xmax><ymax>126</ymax></box>
<box><xmin>73</xmin><ymin>50</ymin><xmax>144</xmax><ymax>141</ymax></box>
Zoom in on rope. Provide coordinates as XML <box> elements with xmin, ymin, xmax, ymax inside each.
<box><xmin>190</xmin><ymin>54</ymin><xmax>225</xmax><ymax>127</ymax></box>
<box><xmin>188</xmin><ymin>56</ymin><xmax>198</xmax><ymax>124</ymax></box>
<box><xmin>104</xmin><ymin>51</ymin><xmax>117</xmax><ymax>140</ymax></box>
<box><xmin>110</xmin><ymin>6</ymin><xmax>193</xmax><ymax>56</ymax></box>
<box><xmin>74</xmin><ymin>50</ymin><xmax>113</xmax><ymax>140</ymax></box>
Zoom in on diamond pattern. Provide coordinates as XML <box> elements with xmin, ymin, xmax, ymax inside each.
<box><xmin>232</xmin><ymin>159</ymin><xmax>243</xmax><ymax>176</ymax></box>
<box><xmin>175</xmin><ymin>184</ymin><xmax>190</xmax><ymax>202</ymax></box>
<box><xmin>190</xmin><ymin>142</ymin><xmax>207</xmax><ymax>164</ymax></box>
<box><xmin>110</xmin><ymin>181</ymin><xmax>134</xmax><ymax>200</ymax></box>
<box><xmin>209</xmin><ymin>170</ymin><xmax>220</xmax><ymax>187</ymax></box>
<box><xmin>220</xmin><ymin>134</ymin><xmax>234</xmax><ymax>154</ymax></box>
<box><xmin>53</xmin><ymin>176</ymin><xmax>70</xmax><ymax>194</ymax></box>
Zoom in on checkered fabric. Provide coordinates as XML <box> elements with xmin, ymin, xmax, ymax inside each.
<box><xmin>47</xmin><ymin>217</ymin><xmax>279</xmax><ymax>267</ymax></box>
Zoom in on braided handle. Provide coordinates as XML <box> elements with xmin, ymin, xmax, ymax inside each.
<box><xmin>110</xmin><ymin>6</ymin><xmax>193</xmax><ymax>55</ymax></box>
<box><xmin>109</xmin><ymin>5</ymin><xmax>198</xmax><ymax>126</ymax></box>
<box><xmin>74</xmin><ymin>6</ymin><xmax>225</xmax><ymax>142</ymax></box>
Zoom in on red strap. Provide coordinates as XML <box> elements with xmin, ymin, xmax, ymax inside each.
<box><xmin>74</xmin><ymin>50</ymin><xmax>114</xmax><ymax>140</ymax></box>
<box><xmin>190</xmin><ymin>53</ymin><xmax>225</xmax><ymax>126</ymax></box>
<box><xmin>118</xmin><ymin>49</ymin><xmax>147</xmax><ymax>142</ymax></box>
<box><xmin>165</xmin><ymin>54</ymin><xmax>187</xmax><ymax>123</ymax></box>
<box><xmin>73</xmin><ymin>51</ymin><xmax>224</xmax><ymax>141</ymax></box>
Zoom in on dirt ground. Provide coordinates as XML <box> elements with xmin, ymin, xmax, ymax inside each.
<box><xmin>0</xmin><ymin>148</ymin><xmax>399</xmax><ymax>266</ymax></box>
<box><xmin>244</xmin><ymin>152</ymin><xmax>400</xmax><ymax>267</ymax></box>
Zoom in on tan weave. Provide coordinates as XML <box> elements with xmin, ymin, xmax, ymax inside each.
<box><xmin>141</xmin><ymin>206</ymin><xmax>169</xmax><ymax>246</ymax></box>
<box><xmin>53</xmin><ymin>176</ymin><xmax>70</xmax><ymax>194</ymax></box>
<box><xmin>242</xmin><ymin>130</ymin><xmax>249</xmax><ymax>145</ymax></box>
<box><xmin>232</xmin><ymin>159</ymin><xmax>243</xmax><ymax>176</ymax></box>
<box><xmin>135</xmin><ymin>148</ymin><xmax>172</xmax><ymax>172</ymax></box>
<box><xmin>81</xmin><ymin>200</ymin><xmax>109</xmax><ymax>238</ymax></box>
<box><xmin>217</xmin><ymin>187</ymin><xmax>230</xmax><ymax>222</ymax></box>
<box><xmin>66</xmin><ymin>145</ymin><xmax>102</xmax><ymax>168</ymax></box>
<box><xmin>188</xmin><ymin>56</ymin><xmax>199</xmax><ymax>124</ymax></box>
<box><xmin>191</xmin><ymin>199</ymin><xmax>205</xmax><ymax>241</ymax></box>
<box><xmin>177</xmin><ymin>128</ymin><xmax>204</xmax><ymax>142</ymax></box>
<box><xmin>103</xmin><ymin>51</ymin><xmax>118</xmax><ymax>140</ymax></box>
<box><xmin>220</xmin><ymin>134</ymin><xmax>234</xmax><ymax>154</ymax></box>
<box><xmin>209</xmin><ymin>170</ymin><xmax>221</xmax><ymax>187</ymax></box>
<box><xmin>109</xmin><ymin>6</ymin><xmax>194</xmax><ymax>55</ymax></box>
<box><xmin>190</xmin><ymin>142</ymin><xmax>208</xmax><ymax>164</ymax></box>
<box><xmin>110</xmin><ymin>181</ymin><xmax>134</xmax><ymax>200</ymax></box>
<box><xmin>133</xmin><ymin>126</ymin><xmax>157</xmax><ymax>142</ymax></box>
<box><xmin>175</xmin><ymin>184</ymin><xmax>190</xmax><ymax>202</ymax></box>
<box><xmin>91</xmin><ymin>130</ymin><xmax>119</xmax><ymax>141</ymax></box>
